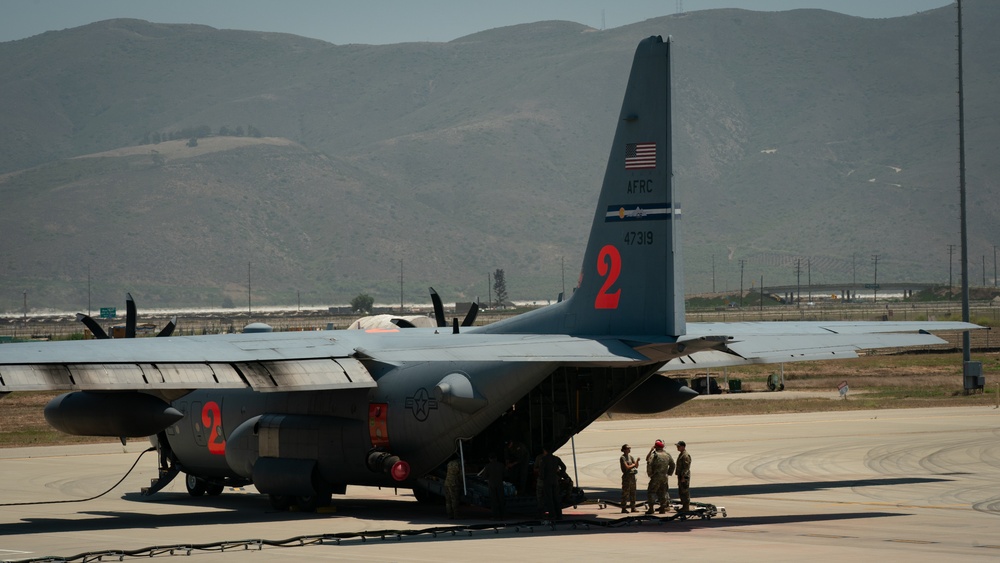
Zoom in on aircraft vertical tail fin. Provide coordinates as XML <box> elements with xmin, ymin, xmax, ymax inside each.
<box><xmin>479</xmin><ymin>36</ymin><xmax>684</xmax><ymax>338</ymax></box>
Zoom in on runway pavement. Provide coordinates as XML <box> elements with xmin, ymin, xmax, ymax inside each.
<box><xmin>1</xmin><ymin>406</ymin><xmax>998</xmax><ymax>562</ymax></box>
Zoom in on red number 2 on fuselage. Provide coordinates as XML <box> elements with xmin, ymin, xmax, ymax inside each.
<box><xmin>594</xmin><ymin>244</ymin><xmax>621</xmax><ymax>309</ymax></box>
<box><xmin>201</xmin><ymin>401</ymin><xmax>226</xmax><ymax>455</ymax></box>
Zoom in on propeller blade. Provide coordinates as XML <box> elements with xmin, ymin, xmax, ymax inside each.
<box><xmin>125</xmin><ymin>293</ymin><xmax>137</xmax><ymax>338</ymax></box>
<box><xmin>452</xmin><ymin>317</ymin><xmax>459</xmax><ymax>335</ymax></box>
<box><xmin>157</xmin><ymin>316</ymin><xmax>177</xmax><ymax>337</ymax></box>
<box><xmin>76</xmin><ymin>313</ymin><xmax>109</xmax><ymax>339</ymax></box>
<box><xmin>390</xmin><ymin>318</ymin><xmax>417</xmax><ymax>328</ymax></box>
<box><xmin>430</xmin><ymin>287</ymin><xmax>446</xmax><ymax>327</ymax></box>
<box><xmin>461</xmin><ymin>302</ymin><xmax>479</xmax><ymax>326</ymax></box>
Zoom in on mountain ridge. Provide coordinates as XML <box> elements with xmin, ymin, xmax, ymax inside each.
<box><xmin>1</xmin><ymin>3</ymin><xmax>997</xmax><ymax>312</ymax></box>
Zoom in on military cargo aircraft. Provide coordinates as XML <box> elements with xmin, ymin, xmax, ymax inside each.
<box><xmin>0</xmin><ymin>36</ymin><xmax>979</xmax><ymax>511</ymax></box>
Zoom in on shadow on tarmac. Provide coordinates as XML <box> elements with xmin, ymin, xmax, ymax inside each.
<box><xmin>581</xmin><ymin>475</ymin><xmax>951</xmax><ymax>503</ymax></box>
<box><xmin>0</xmin><ymin>475</ymin><xmax>939</xmax><ymax>539</ymax></box>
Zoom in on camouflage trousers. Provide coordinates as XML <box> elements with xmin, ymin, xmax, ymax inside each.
<box><xmin>445</xmin><ymin>484</ymin><xmax>461</xmax><ymax>518</ymax></box>
<box><xmin>677</xmin><ymin>477</ymin><xmax>690</xmax><ymax>509</ymax></box>
<box><xmin>646</xmin><ymin>477</ymin><xmax>670</xmax><ymax>511</ymax></box>
<box><xmin>621</xmin><ymin>474</ymin><xmax>637</xmax><ymax>509</ymax></box>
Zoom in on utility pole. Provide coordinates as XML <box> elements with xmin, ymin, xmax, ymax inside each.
<box><xmin>247</xmin><ymin>262</ymin><xmax>252</xmax><ymax>316</ymax></box>
<box><xmin>852</xmin><ymin>253</ymin><xmax>857</xmax><ymax>286</ymax></box>
<box><xmin>994</xmin><ymin>245</ymin><xmax>997</xmax><ymax>288</ymax></box>
<box><xmin>794</xmin><ymin>259</ymin><xmax>801</xmax><ymax>307</ymax></box>
<box><xmin>807</xmin><ymin>258</ymin><xmax>812</xmax><ymax>303</ymax></box>
<box><xmin>712</xmin><ymin>254</ymin><xmax>716</xmax><ymax>293</ymax></box>
<box><xmin>983</xmin><ymin>255</ymin><xmax>987</xmax><ymax>287</ymax></box>
<box><xmin>957</xmin><ymin>0</ymin><xmax>971</xmax><ymax>367</ymax></box>
<box><xmin>399</xmin><ymin>259</ymin><xmax>404</xmax><ymax>314</ymax></box>
<box><xmin>957</xmin><ymin>0</ymin><xmax>978</xmax><ymax>396</ymax></box>
<box><xmin>561</xmin><ymin>256</ymin><xmax>565</xmax><ymax>298</ymax></box>
<box><xmin>760</xmin><ymin>275</ymin><xmax>764</xmax><ymax>311</ymax></box>
<box><xmin>22</xmin><ymin>290</ymin><xmax>27</xmax><ymax>328</ymax></box>
<box><xmin>738</xmin><ymin>259</ymin><xmax>746</xmax><ymax>308</ymax></box>
<box><xmin>871</xmin><ymin>254</ymin><xmax>879</xmax><ymax>303</ymax></box>
<box><xmin>948</xmin><ymin>244</ymin><xmax>956</xmax><ymax>293</ymax></box>
<box><xmin>488</xmin><ymin>272</ymin><xmax>492</xmax><ymax>309</ymax></box>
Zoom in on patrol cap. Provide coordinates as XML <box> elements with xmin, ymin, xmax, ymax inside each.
<box><xmin>675</xmin><ymin>440</ymin><xmax>686</xmax><ymax>447</ymax></box>
<box><xmin>621</xmin><ymin>444</ymin><xmax>630</xmax><ymax>452</ymax></box>
<box><xmin>654</xmin><ymin>440</ymin><xmax>664</xmax><ymax>449</ymax></box>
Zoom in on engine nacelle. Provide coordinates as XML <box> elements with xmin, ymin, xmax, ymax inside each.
<box><xmin>252</xmin><ymin>457</ymin><xmax>322</xmax><ymax>497</ymax></box>
<box><xmin>224</xmin><ymin>413</ymin><xmax>378</xmax><ymax>497</ymax></box>
<box><xmin>44</xmin><ymin>391</ymin><xmax>183</xmax><ymax>437</ymax></box>
<box><xmin>607</xmin><ymin>375</ymin><xmax>699</xmax><ymax>414</ymax></box>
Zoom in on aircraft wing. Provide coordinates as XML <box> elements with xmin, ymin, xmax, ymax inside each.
<box><xmin>660</xmin><ymin>320</ymin><xmax>979</xmax><ymax>370</ymax></box>
<box><xmin>0</xmin><ymin>330</ymin><xmax>652</xmax><ymax>393</ymax></box>
<box><xmin>0</xmin><ymin>332</ymin><xmax>372</xmax><ymax>393</ymax></box>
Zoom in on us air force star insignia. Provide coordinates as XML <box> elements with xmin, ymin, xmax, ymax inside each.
<box><xmin>404</xmin><ymin>388</ymin><xmax>438</xmax><ymax>422</ymax></box>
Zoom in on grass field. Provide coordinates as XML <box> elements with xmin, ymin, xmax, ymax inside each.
<box><xmin>1</xmin><ymin>353</ymin><xmax>997</xmax><ymax>447</ymax></box>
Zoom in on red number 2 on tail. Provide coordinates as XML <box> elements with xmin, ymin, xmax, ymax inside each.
<box><xmin>594</xmin><ymin>244</ymin><xmax>621</xmax><ymax>309</ymax></box>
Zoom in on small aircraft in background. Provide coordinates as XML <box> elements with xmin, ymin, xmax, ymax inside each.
<box><xmin>0</xmin><ymin>36</ymin><xmax>978</xmax><ymax>512</ymax></box>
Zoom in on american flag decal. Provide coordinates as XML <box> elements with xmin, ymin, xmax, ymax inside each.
<box><xmin>625</xmin><ymin>142</ymin><xmax>656</xmax><ymax>169</ymax></box>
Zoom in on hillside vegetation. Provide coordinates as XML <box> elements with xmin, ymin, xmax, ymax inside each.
<box><xmin>1</xmin><ymin>3</ymin><xmax>998</xmax><ymax>311</ymax></box>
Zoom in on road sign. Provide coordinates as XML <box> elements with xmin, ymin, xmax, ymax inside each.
<box><xmin>99</xmin><ymin>307</ymin><xmax>116</xmax><ymax>319</ymax></box>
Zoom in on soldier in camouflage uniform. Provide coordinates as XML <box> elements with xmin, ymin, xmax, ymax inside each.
<box><xmin>645</xmin><ymin>439</ymin><xmax>675</xmax><ymax>514</ymax></box>
<box><xmin>675</xmin><ymin>441</ymin><xmax>692</xmax><ymax>512</ymax></box>
<box><xmin>619</xmin><ymin>444</ymin><xmax>639</xmax><ymax>513</ymax></box>
<box><xmin>444</xmin><ymin>456</ymin><xmax>462</xmax><ymax>519</ymax></box>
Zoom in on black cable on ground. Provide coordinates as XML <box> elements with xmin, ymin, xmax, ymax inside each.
<box><xmin>6</xmin><ymin>513</ymin><xmax>693</xmax><ymax>563</ymax></box>
<box><xmin>0</xmin><ymin>446</ymin><xmax>155</xmax><ymax>507</ymax></box>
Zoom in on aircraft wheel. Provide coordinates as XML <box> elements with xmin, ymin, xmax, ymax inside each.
<box><xmin>205</xmin><ymin>482</ymin><xmax>225</xmax><ymax>496</ymax></box>
<box><xmin>185</xmin><ymin>474</ymin><xmax>207</xmax><ymax>497</ymax></box>
<box><xmin>296</xmin><ymin>493</ymin><xmax>331</xmax><ymax>512</ymax></box>
<box><xmin>269</xmin><ymin>494</ymin><xmax>293</xmax><ymax>511</ymax></box>
<box><xmin>412</xmin><ymin>486</ymin><xmax>435</xmax><ymax>504</ymax></box>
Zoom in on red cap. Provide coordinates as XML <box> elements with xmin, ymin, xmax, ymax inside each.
<box><xmin>654</xmin><ymin>440</ymin><xmax>664</xmax><ymax>449</ymax></box>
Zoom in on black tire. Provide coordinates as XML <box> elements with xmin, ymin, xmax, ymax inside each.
<box><xmin>296</xmin><ymin>493</ymin><xmax>331</xmax><ymax>512</ymax></box>
<box><xmin>412</xmin><ymin>486</ymin><xmax>436</xmax><ymax>504</ymax></box>
<box><xmin>269</xmin><ymin>494</ymin><xmax>293</xmax><ymax>511</ymax></box>
<box><xmin>205</xmin><ymin>482</ymin><xmax>225</xmax><ymax>496</ymax></box>
<box><xmin>185</xmin><ymin>474</ymin><xmax>207</xmax><ymax>497</ymax></box>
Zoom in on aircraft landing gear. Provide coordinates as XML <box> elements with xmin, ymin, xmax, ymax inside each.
<box><xmin>183</xmin><ymin>472</ymin><xmax>229</xmax><ymax>497</ymax></box>
<box><xmin>295</xmin><ymin>493</ymin><xmax>332</xmax><ymax>512</ymax></box>
<box><xmin>268</xmin><ymin>493</ymin><xmax>332</xmax><ymax>512</ymax></box>
<box><xmin>269</xmin><ymin>494</ymin><xmax>293</xmax><ymax>511</ymax></box>
<box><xmin>412</xmin><ymin>485</ymin><xmax>437</xmax><ymax>504</ymax></box>
<box><xmin>186</xmin><ymin>474</ymin><xmax>208</xmax><ymax>496</ymax></box>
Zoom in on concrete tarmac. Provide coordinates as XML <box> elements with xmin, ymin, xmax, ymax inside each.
<box><xmin>1</xmin><ymin>406</ymin><xmax>998</xmax><ymax>562</ymax></box>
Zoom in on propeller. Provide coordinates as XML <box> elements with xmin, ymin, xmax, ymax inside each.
<box><xmin>429</xmin><ymin>287</ymin><xmax>479</xmax><ymax>330</ymax></box>
<box><xmin>430</xmin><ymin>288</ymin><xmax>446</xmax><ymax>328</ymax></box>
<box><xmin>389</xmin><ymin>318</ymin><xmax>417</xmax><ymax>329</ymax></box>
<box><xmin>77</xmin><ymin>293</ymin><xmax>177</xmax><ymax>339</ymax></box>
